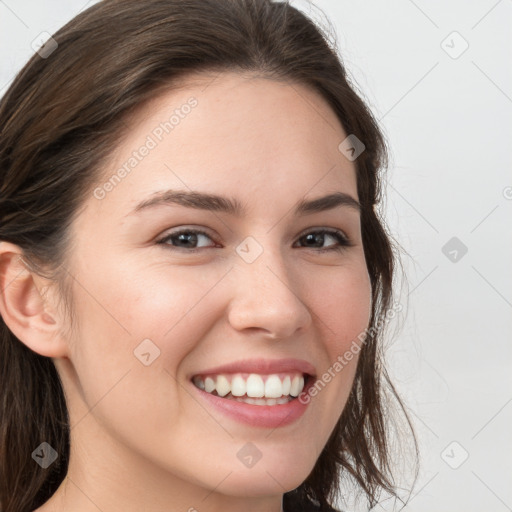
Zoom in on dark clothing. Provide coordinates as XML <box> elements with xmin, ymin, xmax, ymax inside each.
<box><xmin>282</xmin><ymin>490</ymin><xmax>341</xmax><ymax>511</ymax></box>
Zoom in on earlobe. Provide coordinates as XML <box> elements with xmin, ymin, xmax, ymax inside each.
<box><xmin>0</xmin><ymin>242</ymin><xmax>68</xmax><ymax>358</ymax></box>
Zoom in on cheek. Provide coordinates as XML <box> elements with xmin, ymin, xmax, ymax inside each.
<box><xmin>63</xmin><ymin>267</ymin><xmax>228</xmax><ymax>445</ymax></box>
<box><xmin>119</xmin><ymin>267</ymin><xmax>229</xmax><ymax>360</ymax></box>
<box><xmin>75</xmin><ymin>261</ymin><xmax>223</xmax><ymax>350</ymax></box>
<box><xmin>303</xmin><ymin>263</ymin><xmax>371</xmax><ymax>420</ymax></box>
<box><xmin>65</xmin><ymin>263</ymin><xmax>230</xmax><ymax>413</ymax></box>
<box><xmin>312</xmin><ymin>263</ymin><xmax>372</xmax><ymax>353</ymax></box>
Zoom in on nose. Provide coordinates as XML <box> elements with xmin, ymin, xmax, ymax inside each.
<box><xmin>226</xmin><ymin>245</ymin><xmax>312</xmax><ymax>340</ymax></box>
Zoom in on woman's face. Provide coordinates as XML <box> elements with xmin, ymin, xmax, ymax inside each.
<box><xmin>53</xmin><ymin>71</ymin><xmax>372</xmax><ymax>507</ymax></box>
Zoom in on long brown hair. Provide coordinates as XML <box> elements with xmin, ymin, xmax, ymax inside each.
<box><xmin>0</xmin><ymin>1</ymin><xmax>417</xmax><ymax>510</ymax></box>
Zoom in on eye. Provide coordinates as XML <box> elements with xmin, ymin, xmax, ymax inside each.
<box><xmin>157</xmin><ymin>227</ymin><xmax>352</xmax><ymax>253</ymax></box>
<box><xmin>156</xmin><ymin>228</ymin><xmax>217</xmax><ymax>252</ymax></box>
<box><xmin>294</xmin><ymin>229</ymin><xmax>352</xmax><ymax>253</ymax></box>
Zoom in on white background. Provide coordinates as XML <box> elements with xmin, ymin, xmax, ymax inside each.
<box><xmin>1</xmin><ymin>1</ymin><xmax>511</xmax><ymax>511</ymax></box>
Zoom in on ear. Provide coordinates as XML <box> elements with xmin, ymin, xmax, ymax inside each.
<box><xmin>0</xmin><ymin>241</ymin><xmax>69</xmax><ymax>358</ymax></box>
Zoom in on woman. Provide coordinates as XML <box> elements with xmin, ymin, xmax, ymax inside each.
<box><xmin>0</xmin><ymin>1</ymin><xmax>416</xmax><ymax>511</ymax></box>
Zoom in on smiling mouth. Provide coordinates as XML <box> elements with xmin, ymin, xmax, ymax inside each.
<box><xmin>191</xmin><ymin>372</ymin><xmax>311</xmax><ymax>406</ymax></box>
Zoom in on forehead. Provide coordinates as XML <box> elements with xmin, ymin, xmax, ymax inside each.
<box><xmin>89</xmin><ymin>71</ymin><xmax>358</xmax><ymax>219</ymax></box>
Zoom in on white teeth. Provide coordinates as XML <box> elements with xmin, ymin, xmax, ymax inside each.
<box><xmin>290</xmin><ymin>375</ymin><xmax>304</xmax><ymax>397</ymax></box>
<box><xmin>282</xmin><ymin>376</ymin><xmax>291</xmax><ymax>395</ymax></box>
<box><xmin>233</xmin><ymin>396</ymin><xmax>293</xmax><ymax>406</ymax></box>
<box><xmin>216</xmin><ymin>375</ymin><xmax>230</xmax><ymax>397</ymax></box>
<box><xmin>204</xmin><ymin>377</ymin><xmax>215</xmax><ymax>393</ymax></box>
<box><xmin>231</xmin><ymin>375</ymin><xmax>246</xmax><ymax>397</ymax></box>
<box><xmin>192</xmin><ymin>372</ymin><xmax>307</xmax><ymax>401</ymax></box>
<box><xmin>264</xmin><ymin>375</ymin><xmax>283</xmax><ymax>398</ymax></box>
<box><xmin>246</xmin><ymin>374</ymin><xmax>265</xmax><ymax>398</ymax></box>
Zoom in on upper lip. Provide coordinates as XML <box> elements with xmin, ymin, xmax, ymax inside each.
<box><xmin>190</xmin><ymin>358</ymin><xmax>316</xmax><ymax>379</ymax></box>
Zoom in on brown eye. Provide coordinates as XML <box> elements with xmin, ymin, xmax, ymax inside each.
<box><xmin>157</xmin><ymin>229</ymin><xmax>216</xmax><ymax>251</ymax></box>
<box><xmin>295</xmin><ymin>229</ymin><xmax>352</xmax><ymax>252</ymax></box>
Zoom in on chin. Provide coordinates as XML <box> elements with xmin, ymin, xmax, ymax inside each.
<box><xmin>215</xmin><ymin>458</ymin><xmax>314</xmax><ymax>497</ymax></box>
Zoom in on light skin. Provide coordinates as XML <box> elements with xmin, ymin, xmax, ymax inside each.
<box><xmin>0</xmin><ymin>71</ymin><xmax>372</xmax><ymax>512</ymax></box>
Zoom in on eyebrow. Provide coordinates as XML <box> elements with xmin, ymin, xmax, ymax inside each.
<box><xmin>129</xmin><ymin>189</ymin><xmax>361</xmax><ymax>217</ymax></box>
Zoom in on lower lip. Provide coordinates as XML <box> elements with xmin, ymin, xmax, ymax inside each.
<box><xmin>190</xmin><ymin>377</ymin><xmax>314</xmax><ymax>428</ymax></box>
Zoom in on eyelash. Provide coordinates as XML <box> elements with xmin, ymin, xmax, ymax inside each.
<box><xmin>156</xmin><ymin>227</ymin><xmax>353</xmax><ymax>253</ymax></box>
